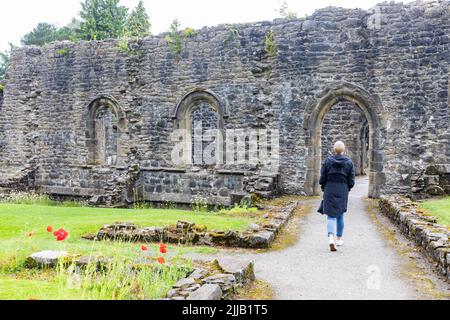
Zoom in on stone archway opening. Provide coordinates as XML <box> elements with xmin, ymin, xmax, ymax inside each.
<box><xmin>304</xmin><ymin>83</ymin><xmax>386</xmax><ymax>199</ymax></box>
<box><xmin>320</xmin><ymin>99</ymin><xmax>370</xmax><ymax>177</ymax></box>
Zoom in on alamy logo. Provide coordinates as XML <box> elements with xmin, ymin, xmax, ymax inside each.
<box><xmin>170</xmin><ymin>122</ymin><xmax>280</xmax><ymax>174</ymax></box>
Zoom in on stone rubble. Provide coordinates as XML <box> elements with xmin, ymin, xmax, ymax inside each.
<box><xmin>165</xmin><ymin>259</ymin><xmax>255</xmax><ymax>300</ymax></box>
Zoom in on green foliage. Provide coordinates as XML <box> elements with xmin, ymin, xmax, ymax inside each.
<box><xmin>277</xmin><ymin>0</ymin><xmax>297</xmax><ymax>19</ymax></box>
<box><xmin>421</xmin><ymin>197</ymin><xmax>450</xmax><ymax>226</ymax></box>
<box><xmin>164</xmin><ymin>19</ymin><xmax>183</xmax><ymax>55</ymax></box>
<box><xmin>117</xmin><ymin>38</ymin><xmax>131</xmax><ymax>53</ymax></box>
<box><xmin>124</xmin><ymin>0</ymin><xmax>151</xmax><ymax>38</ymax></box>
<box><xmin>0</xmin><ymin>50</ymin><xmax>6</xmax><ymax>80</ymax></box>
<box><xmin>0</xmin><ymin>84</ymin><xmax>4</xmax><ymax>91</ymax></box>
<box><xmin>56</xmin><ymin>48</ymin><xmax>69</xmax><ymax>56</ymax></box>
<box><xmin>79</xmin><ymin>0</ymin><xmax>128</xmax><ymax>40</ymax></box>
<box><xmin>21</xmin><ymin>20</ymin><xmax>81</xmax><ymax>46</ymax></box>
<box><xmin>0</xmin><ymin>248</ymin><xmax>193</xmax><ymax>300</ymax></box>
<box><xmin>21</xmin><ymin>23</ymin><xmax>60</xmax><ymax>46</ymax></box>
<box><xmin>183</xmin><ymin>27</ymin><xmax>197</xmax><ymax>38</ymax></box>
<box><xmin>52</xmin><ymin>256</ymin><xmax>192</xmax><ymax>300</ymax></box>
<box><xmin>56</xmin><ymin>18</ymin><xmax>83</xmax><ymax>42</ymax></box>
<box><xmin>220</xmin><ymin>204</ymin><xmax>258</xmax><ymax>216</ymax></box>
<box><xmin>191</xmin><ymin>197</ymin><xmax>209</xmax><ymax>213</ymax></box>
<box><xmin>265</xmin><ymin>29</ymin><xmax>278</xmax><ymax>57</ymax></box>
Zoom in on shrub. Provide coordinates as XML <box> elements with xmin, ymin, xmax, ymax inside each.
<box><xmin>183</xmin><ymin>27</ymin><xmax>197</xmax><ymax>38</ymax></box>
<box><xmin>56</xmin><ymin>48</ymin><xmax>69</xmax><ymax>56</ymax></box>
<box><xmin>164</xmin><ymin>19</ymin><xmax>183</xmax><ymax>55</ymax></box>
<box><xmin>265</xmin><ymin>29</ymin><xmax>278</xmax><ymax>57</ymax></box>
<box><xmin>117</xmin><ymin>38</ymin><xmax>131</xmax><ymax>53</ymax></box>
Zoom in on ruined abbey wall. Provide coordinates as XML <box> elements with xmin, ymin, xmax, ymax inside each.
<box><xmin>0</xmin><ymin>1</ymin><xmax>449</xmax><ymax>205</ymax></box>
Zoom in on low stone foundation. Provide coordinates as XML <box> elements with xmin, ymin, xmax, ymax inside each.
<box><xmin>89</xmin><ymin>201</ymin><xmax>299</xmax><ymax>249</ymax></box>
<box><xmin>165</xmin><ymin>258</ymin><xmax>255</xmax><ymax>300</ymax></box>
<box><xmin>379</xmin><ymin>196</ymin><xmax>450</xmax><ymax>281</ymax></box>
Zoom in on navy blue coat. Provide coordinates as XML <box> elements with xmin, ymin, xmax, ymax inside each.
<box><xmin>319</xmin><ymin>155</ymin><xmax>356</xmax><ymax>218</ymax></box>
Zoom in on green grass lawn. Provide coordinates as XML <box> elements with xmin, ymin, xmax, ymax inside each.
<box><xmin>0</xmin><ymin>203</ymin><xmax>258</xmax><ymax>300</ymax></box>
<box><xmin>420</xmin><ymin>196</ymin><xmax>450</xmax><ymax>226</ymax></box>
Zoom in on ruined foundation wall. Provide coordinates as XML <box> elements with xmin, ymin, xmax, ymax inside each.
<box><xmin>0</xmin><ymin>0</ymin><xmax>449</xmax><ymax>204</ymax></box>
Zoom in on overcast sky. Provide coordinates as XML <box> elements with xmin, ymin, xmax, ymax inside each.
<box><xmin>0</xmin><ymin>0</ymin><xmax>415</xmax><ymax>52</ymax></box>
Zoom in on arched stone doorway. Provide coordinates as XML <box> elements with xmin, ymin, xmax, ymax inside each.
<box><xmin>303</xmin><ymin>82</ymin><xmax>386</xmax><ymax>198</ymax></box>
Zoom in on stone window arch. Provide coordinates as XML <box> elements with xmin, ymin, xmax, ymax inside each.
<box><xmin>86</xmin><ymin>96</ymin><xmax>127</xmax><ymax>166</ymax></box>
<box><xmin>173</xmin><ymin>89</ymin><xmax>229</xmax><ymax>167</ymax></box>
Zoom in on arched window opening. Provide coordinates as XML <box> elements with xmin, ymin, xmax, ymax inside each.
<box><xmin>95</xmin><ymin>106</ymin><xmax>118</xmax><ymax>165</ymax></box>
<box><xmin>191</xmin><ymin>101</ymin><xmax>219</xmax><ymax>166</ymax></box>
<box><xmin>86</xmin><ymin>96</ymin><xmax>126</xmax><ymax>166</ymax></box>
<box><xmin>173</xmin><ymin>89</ymin><xmax>228</xmax><ymax>168</ymax></box>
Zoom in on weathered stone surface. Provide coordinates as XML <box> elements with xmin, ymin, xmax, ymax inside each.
<box><xmin>202</xmin><ymin>274</ymin><xmax>236</xmax><ymax>293</ymax></box>
<box><xmin>186</xmin><ymin>284</ymin><xmax>223</xmax><ymax>301</ymax></box>
<box><xmin>248</xmin><ymin>231</ymin><xmax>275</xmax><ymax>248</ymax></box>
<box><xmin>173</xmin><ymin>277</ymin><xmax>197</xmax><ymax>289</ymax></box>
<box><xmin>25</xmin><ymin>250</ymin><xmax>69</xmax><ymax>268</ymax></box>
<box><xmin>0</xmin><ymin>2</ymin><xmax>448</xmax><ymax>204</ymax></box>
<box><xmin>188</xmin><ymin>268</ymin><xmax>209</xmax><ymax>281</ymax></box>
<box><xmin>217</xmin><ymin>258</ymin><xmax>255</xmax><ymax>284</ymax></box>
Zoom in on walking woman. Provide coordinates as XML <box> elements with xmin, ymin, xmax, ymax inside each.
<box><xmin>319</xmin><ymin>141</ymin><xmax>356</xmax><ymax>252</ymax></box>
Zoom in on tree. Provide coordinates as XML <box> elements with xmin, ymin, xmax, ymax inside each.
<box><xmin>0</xmin><ymin>51</ymin><xmax>9</xmax><ymax>80</ymax></box>
<box><xmin>124</xmin><ymin>1</ymin><xmax>151</xmax><ymax>38</ymax></box>
<box><xmin>164</xmin><ymin>19</ymin><xmax>183</xmax><ymax>55</ymax></box>
<box><xmin>79</xmin><ymin>0</ymin><xmax>128</xmax><ymax>40</ymax></box>
<box><xmin>57</xmin><ymin>18</ymin><xmax>82</xmax><ymax>42</ymax></box>
<box><xmin>21</xmin><ymin>20</ymin><xmax>81</xmax><ymax>46</ymax></box>
<box><xmin>21</xmin><ymin>23</ymin><xmax>60</xmax><ymax>46</ymax></box>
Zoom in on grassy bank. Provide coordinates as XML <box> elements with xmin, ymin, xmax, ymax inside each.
<box><xmin>0</xmin><ymin>203</ymin><xmax>258</xmax><ymax>300</ymax></box>
<box><xmin>420</xmin><ymin>196</ymin><xmax>450</xmax><ymax>226</ymax></box>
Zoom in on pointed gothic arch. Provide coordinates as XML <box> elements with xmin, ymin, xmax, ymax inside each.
<box><xmin>86</xmin><ymin>95</ymin><xmax>128</xmax><ymax>165</ymax></box>
<box><xmin>303</xmin><ymin>82</ymin><xmax>387</xmax><ymax>198</ymax></box>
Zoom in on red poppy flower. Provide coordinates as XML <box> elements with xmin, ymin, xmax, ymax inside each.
<box><xmin>47</xmin><ymin>226</ymin><xmax>53</xmax><ymax>233</ymax></box>
<box><xmin>157</xmin><ymin>257</ymin><xmax>165</xmax><ymax>264</ymax></box>
<box><xmin>159</xmin><ymin>243</ymin><xmax>167</xmax><ymax>254</ymax></box>
<box><xmin>53</xmin><ymin>228</ymin><xmax>69</xmax><ymax>241</ymax></box>
<box><xmin>141</xmin><ymin>245</ymin><xmax>148</xmax><ymax>252</ymax></box>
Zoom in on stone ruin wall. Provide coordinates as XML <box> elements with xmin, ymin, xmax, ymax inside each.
<box><xmin>0</xmin><ymin>0</ymin><xmax>449</xmax><ymax>205</ymax></box>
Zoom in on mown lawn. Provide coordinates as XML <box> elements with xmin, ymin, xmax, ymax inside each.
<box><xmin>0</xmin><ymin>203</ymin><xmax>258</xmax><ymax>300</ymax></box>
<box><xmin>420</xmin><ymin>196</ymin><xmax>450</xmax><ymax>226</ymax></box>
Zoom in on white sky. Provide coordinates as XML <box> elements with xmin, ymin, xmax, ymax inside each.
<box><xmin>0</xmin><ymin>0</ymin><xmax>415</xmax><ymax>52</ymax></box>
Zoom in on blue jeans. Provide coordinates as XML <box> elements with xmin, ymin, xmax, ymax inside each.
<box><xmin>327</xmin><ymin>215</ymin><xmax>345</xmax><ymax>238</ymax></box>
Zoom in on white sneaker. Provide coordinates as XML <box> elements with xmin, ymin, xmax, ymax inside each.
<box><xmin>329</xmin><ymin>236</ymin><xmax>337</xmax><ymax>252</ymax></box>
<box><xmin>336</xmin><ymin>239</ymin><xmax>344</xmax><ymax>247</ymax></box>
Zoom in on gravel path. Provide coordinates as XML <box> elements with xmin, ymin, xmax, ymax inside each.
<box><xmin>189</xmin><ymin>177</ymin><xmax>449</xmax><ymax>300</ymax></box>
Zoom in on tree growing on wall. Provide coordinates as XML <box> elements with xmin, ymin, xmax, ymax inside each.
<box><xmin>79</xmin><ymin>0</ymin><xmax>128</xmax><ymax>40</ymax></box>
<box><xmin>124</xmin><ymin>1</ymin><xmax>151</xmax><ymax>38</ymax></box>
<box><xmin>164</xmin><ymin>19</ymin><xmax>183</xmax><ymax>55</ymax></box>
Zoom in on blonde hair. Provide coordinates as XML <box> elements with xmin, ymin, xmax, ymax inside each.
<box><xmin>334</xmin><ymin>141</ymin><xmax>346</xmax><ymax>155</ymax></box>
